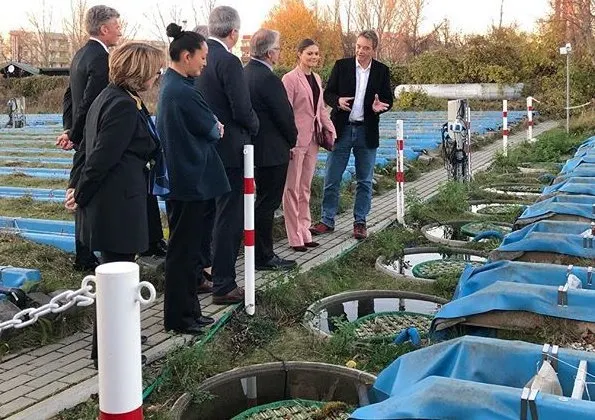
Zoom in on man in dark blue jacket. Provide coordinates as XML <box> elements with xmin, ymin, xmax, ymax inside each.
<box><xmin>196</xmin><ymin>6</ymin><xmax>259</xmax><ymax>304</ymax></box>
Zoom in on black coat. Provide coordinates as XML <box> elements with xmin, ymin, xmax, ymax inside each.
<box><xmin>62</xmin><ymin>40</ymin><xmax>109</xmax><ymax>145</ymax></box>
<box><xmin>63</xmin><ymin>39</ymin><xmax>110</xmax><ymax>189</ymax></box>
<box><xmin>195</xmin><ymin>39</ymin><xmax>259</xmax><ymax>168</ymax></box>
<box><xmin>323</xmin><ymin>58</ymin><xmax>393</xmax><ymax>148</ymax></box>
<box><xmin>75</xmin><ymin>84</ymin><xmax>157</xmax><ymax>254</ymax></box>
<box><xmin>244</xmin><ymin>60</ymin><xmax>297</xmax><ymax>167</ymax></box>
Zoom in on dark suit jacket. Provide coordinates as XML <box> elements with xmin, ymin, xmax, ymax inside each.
<box><xmin>195</xmin><ymin>39</ymin><xmax>259</xmax><ymax>168</ymax></box>
<box><xmin>244</xmin><ymin>60</ymin><xmax>297</xmax><ymax>167</ymax></box>
<box><xmin>323</xmin><ymin>58</ymin><xmax>393</xmax><ymax>148</ymax></box>
<box><xmin>62</xmin><ymin>40</ymin><xmax>109</xmax><ymax>145</ymax></box>
<box><xmin>63</xmin><ymin>39</ymin><xmax>109</xmax><ymax>189</ymax></box>
<box><xmin>75</xmin><ymin>84</ymin><xmax>157</xmax><ymax>254</ymax></box>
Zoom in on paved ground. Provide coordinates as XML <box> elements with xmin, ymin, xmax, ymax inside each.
<box><xmin>0</xmin><ymin>121</ymin><xmax>558</xmax><ymax>419</ymax></box>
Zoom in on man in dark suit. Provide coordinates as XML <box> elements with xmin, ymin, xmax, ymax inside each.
<box><xmin>244</xmin><ymin>29</ymin><xmax>298</xmax><ymax>270</ymax></box>
<box><xmin>196</xmin><ymin>6</ymin><xmax>260</xmax><ymax>304</ymax></box>
<box><xmin>58</xmin><ymin>5</ymin><xmax>121</xmax><ymax>271</ymax></box>
<box><xmin>310</xmin><ymin>30</ymin><xmax>393</xmax><ymax>240</ymax></box>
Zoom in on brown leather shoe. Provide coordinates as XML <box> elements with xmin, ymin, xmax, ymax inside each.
<box><xmin>353</xmin><ymin>223</ymin><xmax>368</xmax><ymax>240</ymax></box>
<box><xmin>309</xmin><ymin>222</ymin><xmax>334</xmax><ymax>236</ymax></box>
<box><xmin>197</xmin><ymin>279</ymin><xmax>213</xmax><ymax>294</ymax></box>
<box><xmin>212</xmin><ymin>287</ymin><xmax>244</xmax><ymax>305</ymax></box>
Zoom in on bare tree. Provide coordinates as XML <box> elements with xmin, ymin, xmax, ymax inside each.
<box><xmin>25</xmin><ymin>0</ymin><xmax>56</xmax><ymax>66</ymax></box>
<box><xmin>63</xmin><ymin>0</ymin><xmax>88</xmax><ymax>55</ymax></box>
<box><xmin>145</xmin><ymin>3</ymin><xmax>186</xmax><ymax>43</ymax></box>
<box><xmin>191</xmin><ymin>0</ymin><xmax>218</xmax><ymax>27</ymax></box>
<box><xmin>352</xmin><ymin>0</ymin><xmax>406</xmax><ymax>58</ymax></box>
<box><xmin>403</xmin><ymin>0</ymin><xmax>427</xmax><ymax>56</ymax></box>
<box><xmin>499</xmin><ymin>0</ymin><xmax>505</xmax><ymax>29</ymax></box>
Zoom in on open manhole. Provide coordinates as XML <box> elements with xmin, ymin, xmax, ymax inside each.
<box><xmin>481</xmin><ymin>183</ymin><xmax>543</xmax><ymax>197</ymax></box>
<box><xmin>303</xmin><ymin>290</ymin><xmax>447</xmax><ymax>340</ymax></box>
<box><xmin>421</xmin><ymin>220</ymin><xmax>513</xmax><ymax>247</ymax></box>
<box><xmin>169</xmin><ymin>362</ymin><xmax>376</xmax><ymax>420</ymax></box>
<box><xmin>376</xmin><ymin>246</ymin><xmax>487</xmax><ymax>282</ymax></box>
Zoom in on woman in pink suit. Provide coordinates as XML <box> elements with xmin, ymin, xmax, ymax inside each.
<box><xmin>282</xmin><ymin>39</ymin><xmax>336</xmax><ymax>252</ymax></box>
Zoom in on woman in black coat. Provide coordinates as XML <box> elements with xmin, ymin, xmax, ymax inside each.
<box><xmin>70</xmin><ymin>42</ymin><xmax>165</xmax><ymax>366</ymax></box>
<box><xmin>73</xmin><ymin>43</ymin><xmax>164</xmax><ymax>260</ymax></box>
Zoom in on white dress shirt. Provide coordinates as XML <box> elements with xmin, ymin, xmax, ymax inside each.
<box><xmin>89</xmin><ymin>37</ymin><xmax>109</xmax><ymax>54</ymax></box>
<box><xmin>349</xmin><ymin>59</ymin><xmax>371</xmax><ymax>122</ymax></box>
<box><xmin>209</xmin><ymin>36</ymin><xmax>230</xmax><ymax>52</ymax></box>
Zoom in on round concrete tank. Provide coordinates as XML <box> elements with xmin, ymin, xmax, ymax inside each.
<box><xmin>395</xmin><ymin>84</ymin><xmax>525</xmax><ymax>100</ymax></box>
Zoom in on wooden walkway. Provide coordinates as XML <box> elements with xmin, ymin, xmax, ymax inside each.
<box><xmin>0</xmin><ymin>121</ymin><xmax>558</xmax><ymax>419</ymax></box>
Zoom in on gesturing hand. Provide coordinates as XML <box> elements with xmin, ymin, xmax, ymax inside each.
<box><xmin>372</xmin><ymin>94</ymin><xmax>390</xmax><ymax>113</ymax></box>
<box><xmin>338</xmin><ymin>96</ymin><xmax>355</xmax><ymax>112</ymax></box>
<box><xmin>217</xmin><ymin>121</ymin><xmax>225</xmax><ymax>138</ymax></box>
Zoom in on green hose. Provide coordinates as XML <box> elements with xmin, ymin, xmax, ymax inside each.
<box><xmin>142</xmin><ymin>304</ymin><xmax>239</xmax><ymax>401</ymax></box>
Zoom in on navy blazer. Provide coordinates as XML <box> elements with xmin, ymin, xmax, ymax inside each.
<box><xmin>157</xmin><ymin>68</ymin><xmax>230</xmax><ymax>201</ymax></box>
<box><xmin>323</xmin><ymin>58</ymin><xmax>393</xmax><ymax>148</ymax></box>
<box><xmin>195</xmin><ymin>39</ymin><xmax>259</xmax><ymax>168</ymax></box>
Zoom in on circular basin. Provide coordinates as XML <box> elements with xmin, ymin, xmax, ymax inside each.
<box><xmin>482</xmin><ymin>183</ymin><xmax>543</xmax><ymax>198</ymax></box>
<box><xmin>421</xmin><ymin>220</ymin><xmax>513</xmax><ymax>247</ymax></box>
<box><xmin>169</xmin><ymin>362</ymin><xmax>377</xmax><ymax>420</ymax></box>
<box><xmin>469</xmin><ymin>200</ymin><xmax>527</xmax><ymax>216</ymax></box>
<box><xmin>376</xmin><ymin>246</ymin><xmax>487</xmax><ymax>282</ymax></box>
<box><xmin>303</xmin><ymin>290</ymin><xmax>447</xmax><ymax>340</ymax></box>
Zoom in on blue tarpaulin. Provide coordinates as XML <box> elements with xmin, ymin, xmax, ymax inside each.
<box><xmin>492</xmin><ymin>221</ymin><xmax>595</xmax><ymax>260</ymax></box>
<box><xmin>454</xmin><ymin>260</ymin><xmax>593</xmax><ymax>299</ymax></box>
<box><xmin>540</xmin><ymin>194</ymin><xmax>595</xmax><ymax>205</ymax></box>
<box><xmin>562</xmin><ymin>157</ymin><xmax>595</xmax><ymax>173</ymax></box>
<box><xmin>543</xmin><ymin>177</ymin><xmax>595</xmax><ymax>196</ymax></box>
<box><xmin>516</xmin><ymin>200</ymin><xmax>594</xmax><ymax>225</ymax></box>
<box><xmin>351</xmin><ymin>336</ymin><xmax>595</xmax><ymax>420</ymax></box>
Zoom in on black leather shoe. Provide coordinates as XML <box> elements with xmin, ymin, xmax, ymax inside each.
<box><xmin>166</xmin><ymin>323</ymin><xmax>204</xmax><ymax>335</ymax></box>
<box><xmin>256</xmin><ymin>255</ymin><xmax>297</xmax><ymax>271</ymax></box>
<box><xmin>140</xmin><ymin>239</ymin><xmax>168</xmax><ymax>257</ymax></box>
<box><xmin>141</xmin><ymin>335</ymin><xmax>148</xmax><ymax>345</ymax></box>
<box><xmin>73</xmin><ymin>260</ymin><xmax>99</xmax><ymax>272</ymax></box>
<box><xmin>195</xmin><ymin>316</ymin><xmax>215</xmax><ymax>326</ymax></box>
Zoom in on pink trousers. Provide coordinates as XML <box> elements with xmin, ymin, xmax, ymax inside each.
<box><xmin>283</xmin><ymin>138</ymin><xmax>319</xmax><ymax>247</ymax></box>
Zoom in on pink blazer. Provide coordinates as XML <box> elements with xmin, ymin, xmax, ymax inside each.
<box><xmin>282</xmin><ymin>67</ymin><xmax>336</xmax><ymax>148</ymax></box>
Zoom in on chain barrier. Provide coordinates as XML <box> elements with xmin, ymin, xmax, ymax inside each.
<box><xmin>0</xmin><ymin>276</ymin><xmax>96</xmax><ymax>333</ymax></box>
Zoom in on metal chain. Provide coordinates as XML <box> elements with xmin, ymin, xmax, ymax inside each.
<box><xmin>0</xmin><ymin>279</ymin><xmax>96</xmax><ymax>333</ymax></box>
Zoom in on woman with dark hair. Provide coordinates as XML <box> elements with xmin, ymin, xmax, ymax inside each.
<box><xmin>282</xmin><ymin>39</ymin><xmax>336</xmax><ymax>252</ymax></box>
<box><xmin>157</xmin><ymin>23</ymin><xmax>230</xmax><ymax>335</ymax></box>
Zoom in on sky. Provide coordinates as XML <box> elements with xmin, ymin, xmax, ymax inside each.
<box><xmin>0</xmin><ymin>0</ymin><xmax>551</xmax><ymax>39</ymax></box>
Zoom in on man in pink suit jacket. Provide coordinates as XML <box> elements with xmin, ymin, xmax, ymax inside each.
<box><xmin>282</xmin><ymin>39</ymin><xmax>336</xmax><ymax>251</ymax></box>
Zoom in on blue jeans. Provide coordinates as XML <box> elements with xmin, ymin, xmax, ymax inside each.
<box><xmin>321</xmin><ymin>124</ymin><xmax>377</xmax><ymax>228</ymax></box>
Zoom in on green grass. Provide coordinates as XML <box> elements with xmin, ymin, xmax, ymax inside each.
<box><xmin>0</xmin><ymin>174</ymin><xmax>68</xmax><ymax>189</ymax></box>
<box><xmin>0</xmin><ymin>160</ymin><xmax>71</xmax><ymax>169</ymax></box>
<box><xmin>0</xmin><ymin>196</ymin><xmax>72</xmax><ymax>220</ymax></box>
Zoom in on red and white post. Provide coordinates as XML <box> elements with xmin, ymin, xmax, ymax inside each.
<box><xmin>94</xmin><ymin>262</ymin><xmax>156</xmax><ymax>420</ymax></box>
<box><xmin>527</xmin><ymin>96</ymin><xmax>534</xmax><ymax>142</ymax></box>
<box><xmin>244</xmin><ymin>145</ymin><xmax>256</xmax><ymax>316</ymax></box>
<box><xmin>502</xmin><ymin>100</ymin><xmax>509</xmax><ymax>157</ymax></box>
<box><xmin>395</xmin><ymin>120</ymin><xmax>405</xmax><ymax>225</ymax></box>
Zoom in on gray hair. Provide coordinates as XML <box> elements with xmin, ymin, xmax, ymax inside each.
<box><xmin>358</xmin><ymin>30</ymin><xmax>379</xmax><ymax>50</ymax></box>
<box><xmin>208</xmin><ymin>6</ymin><xmax>240</xmax><ymax>38</ymax></box>
<box><xmin>85</xmin><ymin>5</ymin><xmax>120</xmax><ymax>36</ymax></box>
<box><xmin>250</xmin><ymin>29</ymin><xmax>279</xmax><ymax>60</ymax></box>
<box><xmin>193</xmin><ymin>25</ymin><xmax>209</xmax><ymax>37</ymax></box>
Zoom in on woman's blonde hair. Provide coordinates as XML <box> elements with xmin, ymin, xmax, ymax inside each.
<box><xmin>109</xmin><ymin>42</ymin><xmax>165</xmax><ymax>92</ymax></box>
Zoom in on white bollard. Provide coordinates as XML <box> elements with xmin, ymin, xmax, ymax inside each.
<box><xmin>466</xmin><ymin>106</ymin><xmax>472</xmax><ymax>181</ymax></box>
<box><xmin>244</xmin><ymin>145</ymin><xmax>256</xmax><ymax>316</ymax></box>
<box><xmin>92</xmin><ymin>262</ymin><xmax>156</xmax><ymax>420</ymax></box>
<box><xmin>502</xmin><ymin>100</ymin><xmax>508</xmax><ymax>157</ymax></box>
<box><xmin>527</xmin><ymin>96</ymin><xmax>534</xmax><ymax>142</ymax></box>
<box><xmin>395</xmin><ymin>120</ymin><xmax>405</xmax><ymax>224</ymax></box>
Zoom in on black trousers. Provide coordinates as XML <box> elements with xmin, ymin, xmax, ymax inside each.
<box><xmin>147</xmin><ymin>193</ymin><xmax>164</xmax><ymax>246</ymax></box>
<box><xmin>163</xmin><ymin>200</ymin><xmax>208</xmax><ymax>330</ymax></box>
<box><xmin>255</xmin><ymin>164</ymin><xmax>288</xmax><ymax>263</ymax></box>
<box><xmin>211</xmin><ymin>167</ymin><xmax>244</xmax><ymax>297</ymax></box>
<box><xmin>90</xmin><ymin>251</ymin><xmax>136</xmax><ymax>361</ymax></box>
<box><xmin>74</xmin><ymin>209</ymin><xmax>98</xmax><ymax>268</ymax></box>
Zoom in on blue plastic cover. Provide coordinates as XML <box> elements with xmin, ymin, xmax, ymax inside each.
<box><xmin>494</xmin><ymin>221</ymin><xmax>595</xmax><ymax>260</ymax></box>
<box><xmin>351</xmin><ymin>336</ymin><xmax>595</xmax><ymax>420</ymax></box>
<box><xmin>516</xmin><ymin>200</ymin><xmax>595</xmax><ymax>223</ymax></box>
<box><xmin>542</xmin><ymin>194</ymin><xmax>595</xmax><ymax>205</ymax></box>
<box><xmin>543</xmin><ymin>177</ymin><xmax>595</xmax><ymax>196</ymax></box>
<box><xmin>454</xmin><ymin>260</ymin><xmax>593</xmax><ymax>299</ymax></box>
<box><xmin>0</xmin><ymin>266</ymin><xmax>41</xmax><ymax>289</ymax></box>
<box><xmin>0</xmin><ymin>216</ymin><xmax>75</xmax><ymax>253</ymax></box>
<box><xmin>562</xmin><ymin>157</ymin><xmax>595</xmax><ymax>173</ymax></box>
